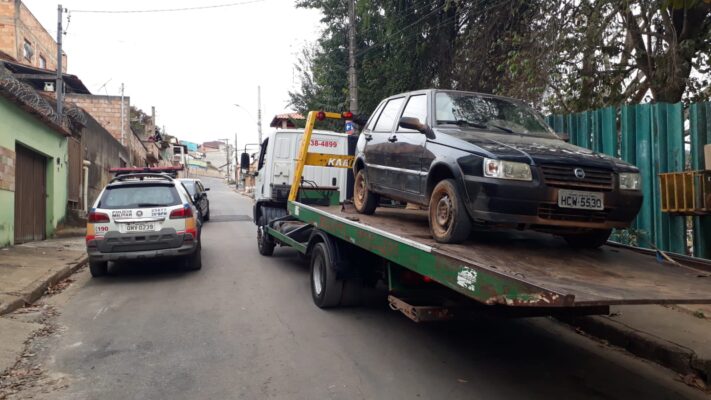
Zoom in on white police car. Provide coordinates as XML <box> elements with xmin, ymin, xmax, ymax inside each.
<box><xmin>85</xmin><ymin>167</ymin><xmax>202</xmax><ymax>277</ymax></box>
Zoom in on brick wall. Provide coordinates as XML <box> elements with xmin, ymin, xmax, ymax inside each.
<box><xmin>0</xmin><ymin>0</ymin><xmax>18</xmax><ymax>60</ymax></box>
<box><xmin>0</xmin><ymin>145</ymin><xmax>15</xmax><ymax>191</ymax></box>
<box><xmin>17</xmin><ymin>2</ymin><xmax>66</xmax><ymax>71</ymax></box>
<box><xmin>0</xmin><ymin>1</ymin><xmax>66</xmax><ymax>72</ymax></box>
<box><xmin>65</xmin><ymin>94</ymin><xmax>129</xmax><ymax>144</ymax></box>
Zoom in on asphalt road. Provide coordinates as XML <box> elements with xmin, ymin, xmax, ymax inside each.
<box><xmin>26</xmin><ymin>177</ymin><xmax>705</xmax><ymax>399</ymax></box>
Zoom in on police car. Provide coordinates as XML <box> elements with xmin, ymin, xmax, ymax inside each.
<box><xmin>86</xmin><ymin>167</ymin><xmax>202</xmax><ymax>277</ymax></box>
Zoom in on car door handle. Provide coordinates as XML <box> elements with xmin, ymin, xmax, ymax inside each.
<box><xmin>364</xmin><ymin>134</ymin><xmax>373</xmax><ymax>142</ymax></box>
<box><xmin>388</xmin><ymin>135</ymin><xmax>398</xmax><ymax>143</ymax></box>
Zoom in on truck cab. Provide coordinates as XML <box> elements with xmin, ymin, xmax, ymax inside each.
<box><xmin>253</xmin><ymin>129</ymin><xmax>350</xmax><ymax>224</ymax></box>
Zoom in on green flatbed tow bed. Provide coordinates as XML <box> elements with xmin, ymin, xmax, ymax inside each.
<box><xmin>260</xmin><ymin>201</ymin><xmax>711</xmax><ymax>320</ymax></box>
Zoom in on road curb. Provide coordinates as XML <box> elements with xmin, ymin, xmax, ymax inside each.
<box><xmin>560</xmin><ymin>315</ymin><xmax>709</xmax><ymax>387</ymax></box>
<box><xmin>0</xmin><ymin>255</ymin><xmax>88</xmax><ymax>317</ymax></box>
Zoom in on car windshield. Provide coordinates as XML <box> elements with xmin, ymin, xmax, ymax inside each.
<box><xmin>180</xmin><ymin>180</ymin><xmax>197</xmax><ymax>196</ymax></box>
<box><xmin>435</xmin><ymin>92</ymin><xmax>556</xmax><ymax>138</ymax></box>
<box><xmin>99</xmin><ymin>185</ymin><xmax>181</xmax><ymax>209</ymax></box>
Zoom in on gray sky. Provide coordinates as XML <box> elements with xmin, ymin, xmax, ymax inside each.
<box><xmin>24</xmin><ymin>0</ymin><xmax>323</xmax><ymax>148</ymax></box>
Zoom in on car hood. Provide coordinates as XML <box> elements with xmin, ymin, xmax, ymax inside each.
<box><xmin>439</xmin><ymin>129</ymin><xmax>634</xmax><ymax>170</ymax></box>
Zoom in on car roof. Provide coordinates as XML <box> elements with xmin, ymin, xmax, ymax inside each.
<box><xmin>383</xmin><ymin>88</ymin><xmax>525</xmax><ymax>104</ymax></box>
<box><xmin>107</xmin><ymin>175</ymin><xmax>178</xmax><ymax>188</ymax></box>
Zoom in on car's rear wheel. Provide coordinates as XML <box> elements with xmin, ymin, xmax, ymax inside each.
<box><xmin>354</xmin><ymin>169</ymin><xmax>378</xmax><ymax>215</ymax></box>
<box><xmin>428</xmin><ymin>179</ymin><xmax>471</xmax><ymax>244</ymax></box>
<box><xmin>563</xmin><ymin>229</ymin><xmax>612</xmax><ymax>249</ymax></box>
<box><xmin>89</xmin><ymin>261</ymin><xmax>108</xmax><ymax>277</ymax></box>
<box><xmin>203</xmin><ymin>207</ymin><xmax>210</xmax><ymax>221</ymax></box>
<box><xmin>185</xmin><ymin>241</ymin><xmax>202</xmax><ymax>270</ymax></box>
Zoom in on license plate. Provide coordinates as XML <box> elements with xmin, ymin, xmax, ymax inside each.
<box><xmin>123</xmin><ymin>222</ymin><xmax>157</xmax><ymax>233</ymax></box>
<box><xmin>558</xmin><ymin>189</ymin><xmax>604</xmax><ymax>210</ymax></box>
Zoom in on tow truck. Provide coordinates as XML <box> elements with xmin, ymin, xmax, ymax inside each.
<box><xmin>254</xmin><ymin>111</ymin><xmax>711</xmax><ymax>321</ymax></box>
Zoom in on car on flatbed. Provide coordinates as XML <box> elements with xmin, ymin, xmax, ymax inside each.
<box><xmin>85</xmin><ymin>168</ymin><xmax>202</xmax><ymax>277</ymax></box>
<box><xmin>353</xmin><ymin>89</ymin><xmax>643</xmax><ymax>247</ymax></box>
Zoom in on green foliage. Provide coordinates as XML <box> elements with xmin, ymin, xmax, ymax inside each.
<box><xmin>290</xmin><ymin>0</ymin><xmax>711</xmax><ymax>119</ymax></box>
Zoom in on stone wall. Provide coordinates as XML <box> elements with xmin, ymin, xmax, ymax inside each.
<box><xmin>0</xmin><ymin>145</ymin><xmax>15</xmax><ymax>191</ymax></box>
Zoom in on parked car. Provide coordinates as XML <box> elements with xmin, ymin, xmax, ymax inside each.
<box><xmin>353</xmin><ymin>89</ymin><xmax>643</xmax><ymax>247</ymax></box>
<box><xmin>177</xmin><ymin>178</ymin><xmax>210</xmax><ymax>221</ymax></box>
<box><xmin>85</xmin><ymin>170</ymin><xmax>202</xmax><ymax>277</ymax></box>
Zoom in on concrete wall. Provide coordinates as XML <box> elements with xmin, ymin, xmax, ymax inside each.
<box><xmin>0</xmin><ymin>0</ymin><xmax>66</xmax><ymax>71</ymax></box>
<box><xmin>0</xmin><ymin>95</ymin><xmax>68</xmax><ymax>247</ymax></box>
<box><xmin>81</xmin><ymin>112</ymin><xmax>129</xmax><ymax>208</ymax></box>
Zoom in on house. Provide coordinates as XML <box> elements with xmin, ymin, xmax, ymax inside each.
<box><xmin>0</xmin><ymin>0</ymin><xmax>67</xmax><ymax>72</ymax></box>
<box><xmin>0</xmin><ymin>65</ymin><xmax>83</xmax><ymax>246</ymax></box>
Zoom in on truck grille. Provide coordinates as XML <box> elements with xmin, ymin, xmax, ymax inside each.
<box><xmin>538</xmin><ymin>204</ymin><xmax>609</xmax><ymax>223</ymax></box>
<box><xmin>540</xmin><ymin>164</ymin><xmax>614</xmax><ymax>191</ymax></box>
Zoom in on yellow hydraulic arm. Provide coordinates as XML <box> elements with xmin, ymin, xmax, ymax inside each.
<box><xmin>288</xmin><ymin>111</ymin><xmax>356</xmax><ymax>202</ymax></box>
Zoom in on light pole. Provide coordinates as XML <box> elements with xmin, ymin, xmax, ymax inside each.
<box><xmin>234</xmin><ymin>98</ymin><xmax>262</xmax><ymax>145</ymax></box>
<box><xmin>219</xmin><ymin>138</ymin><xmax>231</xmax><ymax>181</ymax></box>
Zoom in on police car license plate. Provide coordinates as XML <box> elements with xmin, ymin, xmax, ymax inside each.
<box><xmin>558</xmin><ymin>189</ymin><xmax>604</xmax><ymax>210</ymax></box>
<box><xmin>123</xmin><ymin>222</ymin><xmax>157</xmax><ymax>233</ymax></box>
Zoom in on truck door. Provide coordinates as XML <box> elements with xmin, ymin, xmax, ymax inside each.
<box><xmin>254</xmin><ymin>138</ymin><xmax>269</xmax><ymax>201</ymax></box>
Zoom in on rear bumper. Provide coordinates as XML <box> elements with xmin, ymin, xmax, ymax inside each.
<box><xmin>86</xmin><ymin>228</ymin><xmax>198</xmax><ymax>261</ymax></box>
<box><xmin>461</xmin><ymin>175</ymin><xmax>642</xmax><ymax>229</ymax></box>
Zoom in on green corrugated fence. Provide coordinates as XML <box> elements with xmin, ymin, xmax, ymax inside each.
<box><xmin>546</xmin><ymin>102</ymin><xmax>711</xmax><ymax>259</ymax></box>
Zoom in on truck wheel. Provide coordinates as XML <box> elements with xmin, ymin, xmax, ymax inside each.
<box><xmin>257</xmin><ymin>215</ymin><xmax>275</xmax><ymax>256</ymax></box>
<box><xmin>310</xmin><ymin>242</ymin><xmax>344</xmax><ymax>308</ymax></box>
<box><xmin>89</xmin><ymin>261</ymin><xmax>108</xmax><ymax>277</ymax></box>
<box><xmin>563</xmin><ymin>229</ymin><xmax>612</xmax><ymax>249</ymax></box>
<box><xmin>428</xmin><ymin>179</ymin><xmax>472</xmax><ymax>244</ymax></box>
<box><xmin>185</xmin><ymin>242</ymin><xmax>202</xmax><ymax>270</ymax></box>
<box><xmin>354</xmin><ymin>169</ymin><xmax>378</xmax><ymax>215</ymax></box>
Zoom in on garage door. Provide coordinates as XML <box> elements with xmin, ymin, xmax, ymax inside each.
<box><xmin>14</xmin><ymin>144</ymin><xmax>46</xmax><ymax>243</ymax></box>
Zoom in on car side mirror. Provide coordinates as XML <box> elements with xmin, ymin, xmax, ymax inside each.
<box><xmin>558</xmin><ymin>132</ymin><xmax>570</xmax><ymax>142</ymax></box>
<box><xmin>399</xmin><ymin>117</ymin><xmax>435</xmax><ymax>139</ymax></box>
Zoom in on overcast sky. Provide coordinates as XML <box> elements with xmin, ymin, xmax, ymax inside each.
<box><xmin>23</xmin><ymin>0</ymin><xmax>323</xmax><ymax>148</ymax></box>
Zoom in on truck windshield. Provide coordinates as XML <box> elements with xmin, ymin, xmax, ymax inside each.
<box><xmin>435</xmin><ymin>92</ymin><xmax>556</xmax><ymax>138</ymax></box>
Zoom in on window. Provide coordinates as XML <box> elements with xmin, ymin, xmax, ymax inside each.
<box><xmin>22</xmin><ymin>40</ymin><xmax>33</xmax><ymax>61</ymax></box>
<box><xmin>257</xmin><ymin>138</ymin><xmax>268</xmax><ymax>170</ymax></box>
<box><xmin>373</xmin><ymin>97</ymin><xmax>405</xmax><ymax>132</ymax></box>
<box><xmin>39</xmin><ymin>55</ymin><xmax>46</xmax><ymax>69</ymax></box>
<box><xmin>397</xmin><ymin>95</ymin><xmax>428</xmax><ymax>132</ymax></box>
<box><xmin>181</xmin><ymin>181</ymin><xmax>197</xmax><ymax>196</ymax></box>
<box><xmin>98</xmin><ymin>185</ymin><xmax>181</xmax><ymax>209</ymax></box>
<box><xmin>365</xmin><ymin>101</ymin><xmax>386</xmax><ymax>131</ymax></box>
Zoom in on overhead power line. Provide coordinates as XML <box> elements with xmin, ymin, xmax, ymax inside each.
<box><xmin>70</xmin><ymin>0</ymin><xmax>266</xmax><ymax>14</ymax></box>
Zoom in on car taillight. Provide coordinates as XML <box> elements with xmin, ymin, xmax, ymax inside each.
<box><xmin>170</xmin><ymin>205</ymin><xmax>193</xmax><ymax>219</ymax></box>
<box><xmin>88</xmin><ymin>211</ymin><xmax>110</xmax><ymax>223</ymax></box>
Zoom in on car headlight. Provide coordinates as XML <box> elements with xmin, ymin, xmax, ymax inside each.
<box><xmin>619</xmin><ymin>172</ymin><xmax>641</xmax><ymax>190</ymax></box>
<box><xmin>483</xmin><ymin>158</ymin><xmax>532</xmax><ymax>181</ymax></box>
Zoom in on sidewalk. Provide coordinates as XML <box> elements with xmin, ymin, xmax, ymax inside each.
<box><xmin>563</xmin><ymin>303</ymin><xmax>711</xmax><ymax>390</ymax></box>
<box><xmin>0</xmin><ymin>237</ymin><xmax>87</xmax><ymax>316</ymax></box>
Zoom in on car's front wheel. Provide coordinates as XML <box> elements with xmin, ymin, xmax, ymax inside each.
<box><xmin>563</xmin><ymin>229</ymin><xmax>612</xmax><ymax>249</ymax></box>
<box><xmin>428</xmin><ymin>179</ymin><xmax>472</xmax><ymax>244</ymax></box>
<box><xmin>354</xmin><ymin>169</ymin><xmax>378</xmax><ymax>215</ymax></box>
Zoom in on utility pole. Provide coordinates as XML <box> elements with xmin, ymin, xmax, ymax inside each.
<box><xmin>347</xmin><ymin>0</ymin><xmax>358</xmax><ymax>115</ymax></box>
<box><xmin>220</xmin><ymin>138</ymin><xmax>230</xmax><ymax>180</ymax></box>
<box><xmin>55</xmin><ymin>4</ymin><xmax>64</xmax><ymax>117</ymax></box>
<box><xmin>257</xmin><ymin>86</ymin><xmax>263</xmax><ymax>145</ymax></box>
<box><xmin>120</xmin><ymin>83</ymin><xmax>125</xmax><ymax>145</ymax></box>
